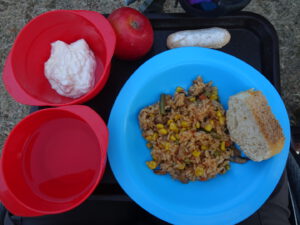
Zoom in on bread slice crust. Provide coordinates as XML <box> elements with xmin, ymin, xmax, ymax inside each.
<box><xmin>227</xmin><ymin>90</ymin><xmax>285</xmax><ymax>161</ymax></box>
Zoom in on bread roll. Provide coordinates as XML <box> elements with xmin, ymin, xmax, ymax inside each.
<box><xmin>166</xmin><ymin>27</ymin><xmax>231</xmax><ymax>49</ymax></box>
<box><xmin>226</xmin><ymin>90</ymin><xmax>285</xmax><ymax>162</ymax></box>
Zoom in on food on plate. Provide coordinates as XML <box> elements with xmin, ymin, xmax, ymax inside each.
<box><xmin>226</xmin><ymin>90</ymin><xmax>285</xmax><ymax>162</ymax></box>
<box><xmin>166</xmin><ymin>27</ymin><xmax>231</xmax><ymax>49</ymax></box>
<box><xmin>108</xmin><ymin>7</ymin><xmax>154</xmax><ymax>60</ymax></box>
<box><xmin>139</xmin><ymin>77</ymin><xmax>237</xmax><ymax>183</ymax></box>
<box><xmin>44</xmin><ymin>39</ymin><xmax>96</xmax><ymax>99</ymax></box>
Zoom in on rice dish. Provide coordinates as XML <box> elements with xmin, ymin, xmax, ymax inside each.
<box><xmin>138</xmin><ymin>77</ymin><xmax>235</xmax><ymax>183</ymax></box>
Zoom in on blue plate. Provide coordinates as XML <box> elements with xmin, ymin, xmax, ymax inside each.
<box><xmin>108</xmin><ymin>47</ymin><xmax>290</xmax><ymax>225</ymax></box>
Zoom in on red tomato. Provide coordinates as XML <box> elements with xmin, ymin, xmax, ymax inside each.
<box><xmin>108</xmin><ymin>7</ymin><xmax>154</xmax><ymax>60</ymax></box>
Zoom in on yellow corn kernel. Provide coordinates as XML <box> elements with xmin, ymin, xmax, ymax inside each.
<box><xmin>204</xmin><ymin>124</ymin><xmax>213</xmax><ymax>132</ymax></box>
<box><xmin>201</xmin><ymin>145</ymin><xmax>208</xmax><ymax>150</ymax></box>
<box><xmin>195</xmin><ymin>167</ymin><xmax>204</xmax><ymax>177</ymax></box>
<box><xmin>145</xmin><ymin>136</ymin><xmax>152</xmax><ymax>141</ymax></box>
<box><xmin>146</xmin><ymin>161</ymin><xmax>157</xmax><ymax>170</ymax></box>
<box><xmin>175</xmin><ymin>134</ymin><xmax>180</xmax><ymax>139</ymax></box>
<box><xmin>176</xmin><ymin>87</ymin><xmax>184</xmax><ymax>92</ymax></box>
<box><xmin>181</xmin><ymin>128</ymin><xmax>187</xmax><ymax>132</ymax></box>
<box><xmin>181</xmin><ymin>121</ymin><xmax>189</xmax><ymax>128</ymax></box>
<box><xmin>220</xmin><ymin>141</ymin><xmax>226</xmax><ymax>151</ymax></box>
<box><xmin>159</xmin><ymin>128</ymin><xmax>168</xmax><ymax>135</ymax></box>
<box><xmin>225</xmin><ymin>164</ymin><xmax>230</xmax><ymax>170</ymax></box>
<box><xmin>192</xmin><ymin>150</ymin><xmax>201</xmax><ymax>157</ymax></box>
<box><xmin>167</xmin><ymin>119</ymin><xmax>174</xmax><ymax>125</ymax></box>
<box><xmin>174</xmin><ymin>114</ymin><xmax>181</xmax><ymax>120</ymax></box>
<box><xmin>189</xmin><ymin>96</ymin><xmax>196</xmax><ymax>102</ymax></box>
<box><xmin>219</xmin><ymin>117</ymin><xmax>225</xmax><ymax>125</ymax></box>
<box><xmin>216</xmin><ymin>111</ymin><xmax>222</xmax><ymax>117</ymax></box>
<box><xmin>164</xmin><ymin>142</ymin><xmax>171</xmax><ymax>150</ymax></box>
<box><xmin>210</xmin><ymin>95</ymin><xmax>218</xmax><ymax>100</ymax></box>
<box><xmin>209</xmin><ymin>120</ymin><xmax>214</xmax><ymax>125</ymax></box>
<box><xmin>170</xmin><ymin>135</ymin><xmax>177</xmax><ymax>141</ymax></box>
<box><xmin>195</xmin><ymin>122</ymin><xmax>201</xmax><ymax>129</ymax></box>
<box><xmin>146</xmin><ymin>143</ymin><xmax>152</xmax><ymax>148</ymax></box>
<box><xmin>169</xmin><ymin>122</ymin><xmax>178</xmax><ymax>131</ymax></box>
<box><xmin>156</xmin><ymin>123</ymin><xmax>164</xmax><ymax>129</ymax></box>
<box><xmin>177</xmin><ymin>163</ymin><xmax>185</xmax><ymax>170</ymax></box>
<box><xmin>152</xmin><ymin>133</ymin><xmax>158</xmax><ymax>140</ymax></box>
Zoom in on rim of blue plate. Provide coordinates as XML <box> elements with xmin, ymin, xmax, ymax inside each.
<box><xmin>108</xmin><ymin>47</ymin><xmax>290</xmax><ymax>225</ymax></box>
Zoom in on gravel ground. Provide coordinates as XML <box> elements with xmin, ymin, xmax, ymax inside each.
<box><xmin>0</xmin><ymin>0</ymin><xmax>299</xmax><ymax>151</ymax></box>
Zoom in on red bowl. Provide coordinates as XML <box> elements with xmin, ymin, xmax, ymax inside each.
<box><xmin>0</xmin><ymin>105</ymin><xmax>108</xmax><ymax>216</ymax></box>
<box><xmin>2</xmin><ymin>10</ymin><xmax>116</xmax><ymax>106</ymax></box>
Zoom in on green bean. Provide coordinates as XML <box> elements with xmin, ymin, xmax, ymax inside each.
<box><xmin>159</xmin><ymin>94</ymin><xmax>166</xmax><ymax>115</ymax></box>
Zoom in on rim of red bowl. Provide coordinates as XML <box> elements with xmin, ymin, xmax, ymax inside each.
<box><xmin>8</xmin><ymin>9</ymin><xmax>115</xmax><ymax>106</ymax></box>
<box><xmin>1</xmin><ymin>105</ymin><xmax>108</xmax><ymax>215</ymax></box>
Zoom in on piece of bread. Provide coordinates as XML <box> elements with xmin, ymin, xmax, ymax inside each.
<box><xmin>226</xmin><ymin>89</ymin><xmax>285</xmax><ymax>162</ymax></box>
<box><xmin>166</xmin><ymin>27</ymin><xmax>231</xmax><ymax>49</ymax></box>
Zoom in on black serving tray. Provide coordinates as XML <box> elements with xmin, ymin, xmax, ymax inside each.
<box><xmin>87</xmin><ymin>11</ymin><xmax>282</xmax><ymax>197</ymax></box>
<box><xmin>30</xmin><ymin>12</ymin><xmax>286</xmax><ymax>225</ymax></box>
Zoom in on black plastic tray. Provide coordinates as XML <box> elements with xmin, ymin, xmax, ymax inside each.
<box><xmin>87</xmin><ymin>11</ymin><xmax>282</xmax><ymax>197</ymax></box>
<box><xmin>32</xmin><ymin>12</ymin><xmax>282</xmax><ymax>224</ymax></box>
